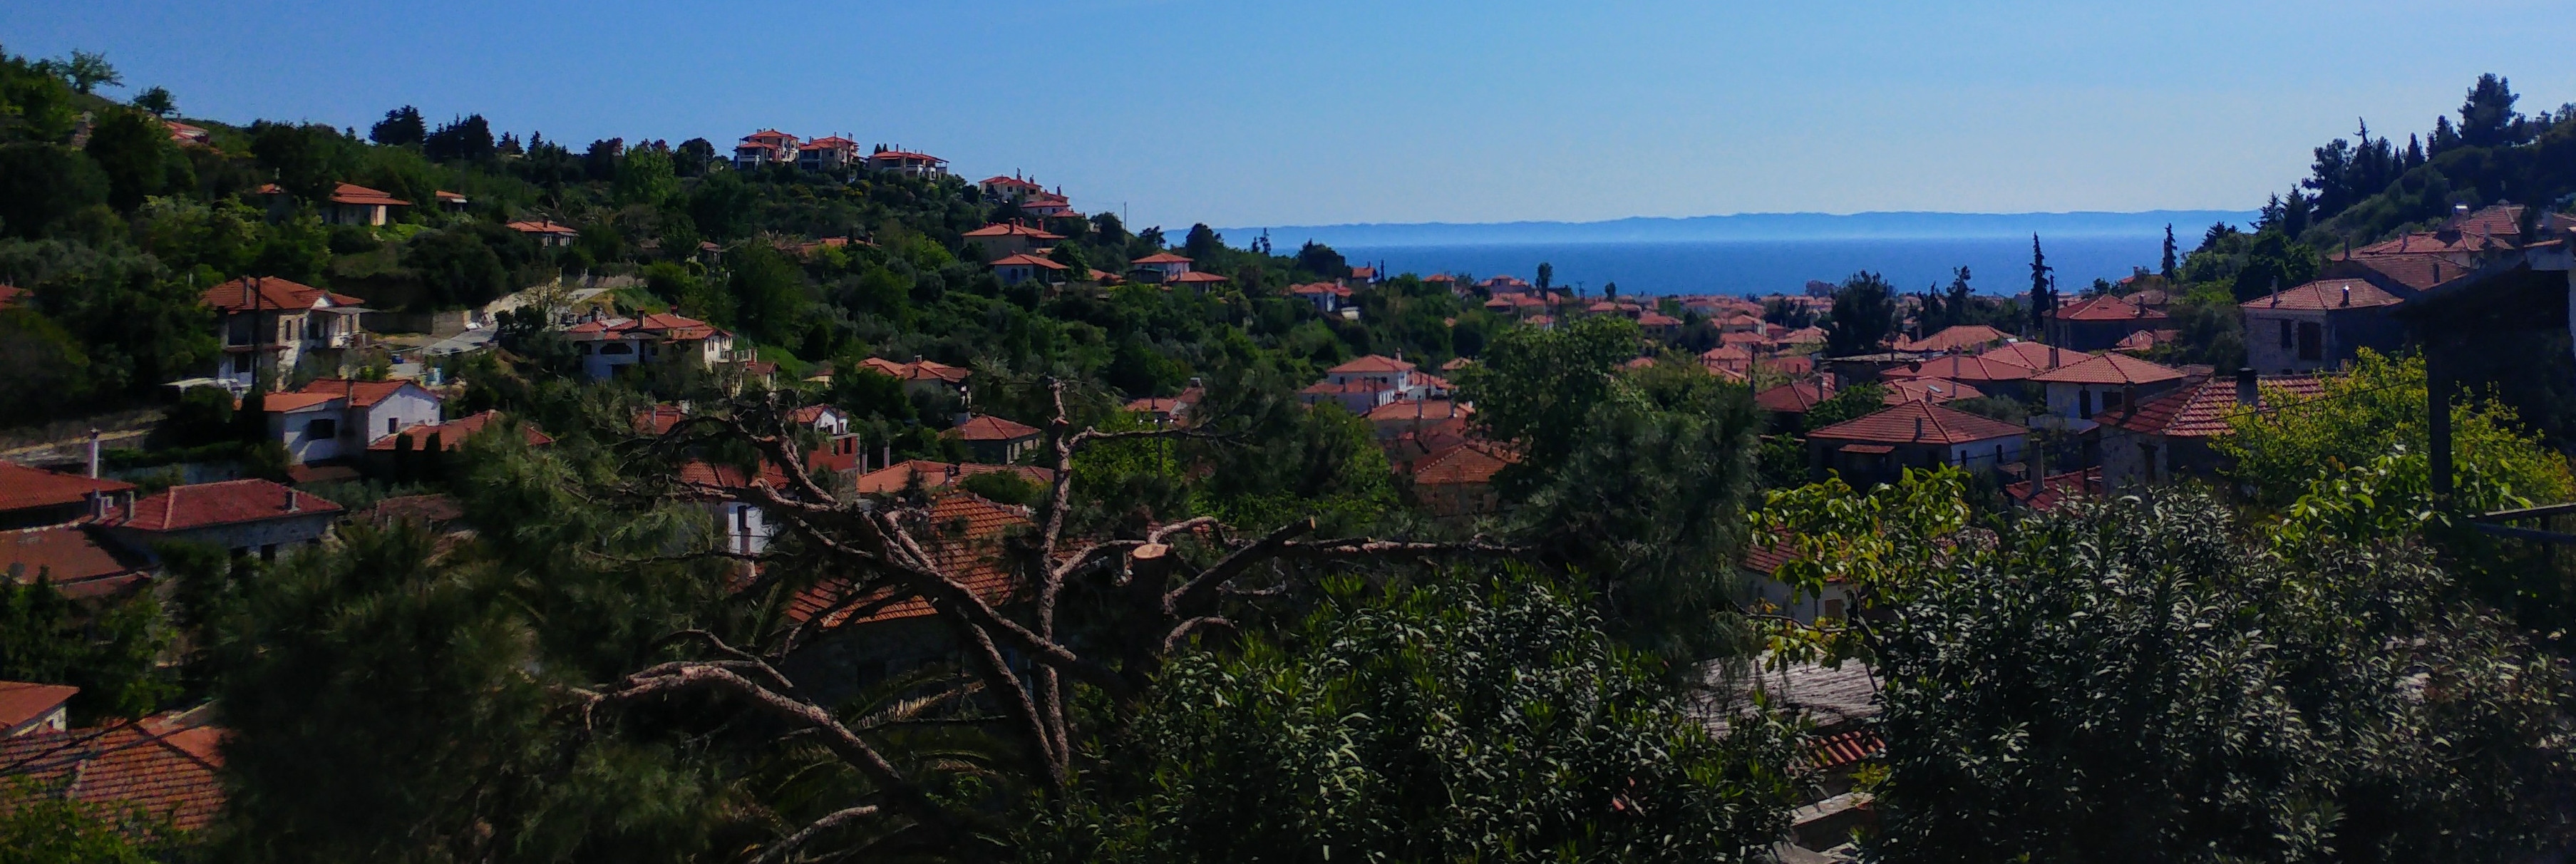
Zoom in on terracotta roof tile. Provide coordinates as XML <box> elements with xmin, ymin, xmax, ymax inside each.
<box><xmin>367</xmin><ymin>410</ymin><xmax>550</xmax><ymax>451</ymax></box>
<box><xmin>1411</xmin><ymin>442</ymin><xmax>1515</xmax><ymax>485</ymax></box>
<box><xmin>0</xmin><ymin>464</ymin><xmax>135</xmax><ymax>516</ymax></box>
<box><xmin>106</xmin><ymin>480</ymin><xmax>341</xmax><ymax>533</ymax></box>
<box><xmin>2097</xmin><ymin>374</ymin><xmax>2327</xmax><ymax>437</ymax></box>
<box><xmin>1894</xmin><ymin>324</ymin><xmax>2012</xmax><ymax>353</ymax></box>
<box><xmin>1977</xmin><ymin>341</ymin><xmax>2076</xmax><ymax>371</ymax></box>
<box><xmin>1881</xmin><ymin>377</ymin><xmax>1983</xmax><ymax>404</ymax></box>
<box><xmin>2051</xmin><ymin>294</ymin><xmax>2167</xmax><ymax>322</ymax></box>
<box><xmin>1755</xmin><ymin>381</ymin><xmax>1833</xmax><ymax>414</ymax></box>
<box><xmin>2005</xmin><ymin>467</ymin><xmax>2102</xmax><ymax>510</ymax></box>
<box><xmin>788</xmin><ymin>493</ymin><xmax>1029</xmax><ymax>625</ymax></box>
<box><xmin>294</xmin><ymin>378</ymin><xmax>431</xmax><ymax>409</ymax></box>
<box><xmin>1</xmin><ymin>526</ymin><xmax>153</xmax><ymax>597</ymax></box>
<box><xmin>850</xmin><ymin>461</ymin><xmax>1054</xmax><ymax>495</ymax></box>
<box><xmin>2240</xmin><ymin>278</ymin><xmax>2404</xmax><ymax>311</ymax></box>
<box><xmin>2027</xmin><ymin>352</ymin><xmax>2188</xmax><ymax>386</ymax></box>
<box><xmin>963</xmin><ymin>222</ymin><xmax>1062</xmax><ymax>240</ymax></box>
<box><xmin>1329</xmin><ymin>355</ymin><xmax>1416</xmax><ymax>374</ymax></box>
<box><xmin>200</xmin><ymin>277</ymin><xmax>364</xmax><ymax>312</ymax></box>
<box><xmin>1880</xmin><ymin>355</ymin><xmax>2034</xmax><ymax>384</ymax></box>
<box><xmin>1806</xmin><ymin>402</ymin><xmax>2027</xmax><ymax>446</ymax></box>
<box><xmin>945</xmin><ymin>414</ymin><xmax>1041</xmax><ymax>442</ymax></box>
<box><xmin>326</xmin><ymin>182</ymin><xmax>408</xmax><ymax>207</ymax></box>
<box><xmin>0</xmin><ymin>719</ymin><xmax>227</xmax><ymax>830</ymax></box>
<box><xmin>0</xmin><ymin>682</ymin><xmax>77</xmax><ymax>730</ymax></box>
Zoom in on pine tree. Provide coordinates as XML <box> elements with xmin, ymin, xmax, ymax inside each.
<box><xmin>2027</xmin><ymin>235</ymin><xmax>2053</xmax><ymax>332</ymax></box>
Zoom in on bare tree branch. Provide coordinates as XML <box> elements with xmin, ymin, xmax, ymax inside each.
<box><xmin>1163</xmin><ymin>616</ymin><xmax>1235</xmax><ymax>653</ymax></box>
<box><xmin>752</xmin><ymin>805</ymin><xmax>883</xmax><ymax>864</ymax></box>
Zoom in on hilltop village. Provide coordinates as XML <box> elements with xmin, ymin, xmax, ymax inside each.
<box><xmin>4</xmin><ymin>50</ymin><xmax>2576</xmax><ymax>863</ymax></box>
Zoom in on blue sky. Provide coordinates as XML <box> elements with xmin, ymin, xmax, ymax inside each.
<box><xmin>6</xmin><ymin>1</ymin><xmax>2572</xmax><ymax>230</ymax></box>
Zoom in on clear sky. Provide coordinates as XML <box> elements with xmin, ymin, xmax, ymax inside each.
<box><xmin>5</xmin><ymin>1</ymin><xmax>2571</xmax><ymax>230</ymax></box>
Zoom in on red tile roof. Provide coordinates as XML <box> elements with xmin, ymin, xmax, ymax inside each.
<box><xmin>0</xmin><ymin>718</ymin><xmax>227</xmax><ymax>830</ymax></box>
<box><xmin>1329</xmin><ymin>355</ymin><xmax>1416</xmax><ymax>374</ymax></box>
<box><xmin>201</xmin><ymin>277</ymin><xmax>364</xmax><ymax>312</ymax></box>
<box><xmin>2240</xmin><ymin>278</ymin><xmax>2404</xmax><ymax>311</ymax></box>
<box><xmin>1</xmin><ymin>527</ymin><xmax>154</xmax><ymax>597</ymax></box>
<box><xmin>850</xmin><ymin>461</ymin><xmax>1054</xmax><ymax>495</ymax></box>
<box><xmin>991</xmin><ymin>253</ymin><xmax>1069</xmax><ymax>269</ymax></box>
<box><xmin>2027</xmin><ymin>352</ymin><xmax>2187</xmax><ymax>386</ymax></box>
<box><xmin>294</xmin><ymin>378</ymin><xmax>431</xmax><ymax>409</ymax></box>
<box><xmin>1807</xmin><ymin>401</ymin><xmax>2027</xmax><ymax>446</ymax></box>
<box><xmin>1411</xmin><ymin>441</ymin><xmax>1515</xmax><ymax>485</ymax></box>
<box><xmin>108</xmin><ymin>480</ymin><xmax>341</xmax><ymax>533</ymax></box>
<box><xmin>676</xmin><ymin>459</ymin><xmax>793</xmax><ymax>493</ymax></box>
<box><xmin>858</xmin><ymin>357</ymin><xmax>972</xmax><ymax>384</ymax></box>
<box><xmin>2096</xmin><ymin>374</ymin><xmax>2327</xmax><ymax>437</ymax></box>
<box><xmin>366</xmin><ymin>410</ymin><xmax>550</xmax><ymax>451</ymax></box>
<box><xmin>788</xmin><ymin>493</ymin><xmax>1028</xmax><ymax>625</ymax></box>
<box><xmin>1131</xmin><ymin>252</ymin><xmax>1192</xmax><ymax>264</ymax></box>
<box><xmin>1880</xmin><ymin>355</ymin><xmax>2034</xmax><ymax>384</ymax></box>
<box><xmin>0</xmin><ymin>284</ymin><xmax>26</xmax><ymax>309</ymax></box>
<box><xmin>0</xmin><ymin>682</ymin><xmax>77</xmax><ymax>731</ymax></box>
<box><xmin>945</xmin><ymin>414</ymin><xmax>1041</xmax><ymax>442</ymax></box>
<box><xmin>1895</xmin><ymin>324</ymin><xmax>2013</xmax><ymax>353</ymax></box>
<box><xmin>505</xmin><ymin>219</ymin><xmax>579</xmax><ymax>237</ymax></box>
<box><xmin>1755</xmin><ymin>381</ymin><xmax>1833</xmax><ymax>414</ymax></box>
<box><xmin>1170</xmin><ymin>271</ymin><xmax>1230</xmax><ymax>284</ymax></box>
<box><xmin>326</xmin><ymin>182</ymin><xmax>408</xmax><ymax>207</ymax></box>
<box><xmin>963</xmin><ymin>222</ymin><xmax>1062</xmax><ymax>240</ymax></box>
<box><xmin>2112</xmin><ymin>329</ymin><xmax>2180</xmax><ymax>353</ymax></box>
<box><xmin>1881</xmin><ymin>377</ymin><xmax>1983</xmax><ymax>405</ymax></box>
<box><xmin>0</xmin><ymin>464</ymin><xmax>135</xmax><ymax>516</ymax></box>
<box><xmin>1977</xmin><ymin>341</ymin><xmax>2076</xmax><ymax>372</ymax></box>
<box><xmin>1365</xmin><ymin>398</ymin><xmax>1470</xmax><ymax>423</ymax></box>
<box><xmin>2006</xmin><ymin>467</ymin><xmax>2102</xmax><ymax>511</ymax></box>
<box><xmin>1809</xmin><ymin>728</ymin><xmax>1885</xmax><ymax>769</ymax></box>
<box><xmin>2051</xmin><ymin>294</ymin><xmax>2167</xmax><ymax>322</ymax></box>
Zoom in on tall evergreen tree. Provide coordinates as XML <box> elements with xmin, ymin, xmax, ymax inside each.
<box><xmin>369</xmin><ymin>106</ymin><xmax>426</xmax><ymax>147</ymax></box>
<box><xmin>2027</xmin><ymin>235</ymin><xmax>2053</xmax><ymax>332</ymax></box>
<box><xmin>2160</xmin><ymin>225</ymin><xmax>2178</xmax><ymax>280</ymax></box>
<box><xmin>2458</xmin><ymin>73</ymin><xmax>2523</xmax><ymax>148</ymax></box>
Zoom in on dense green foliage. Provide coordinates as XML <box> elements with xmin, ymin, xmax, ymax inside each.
<box><xmin>1039</xmin><ymin>568</ymin><xmax>1800</xmax><ymax>863</ymax></box>
<box><xmin>1873</xmin><ymin>490</ymin><xmax>2574</xmax><ymax>863</ymax></box>
<box><xmin>0</xmin><ymin>579</ymin><xmax>173</xmax><ymax>723</ymax></box>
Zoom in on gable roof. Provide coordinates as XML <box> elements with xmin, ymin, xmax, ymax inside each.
<box><xmin>1976</xmin><ymin>340</ymin><xmax>2076</xmax><ymax>371</ymax></box>
<box><xmin>964</xmin><ymin>222</ymin><xmax>1062</xmax><ymax>240</ymax></box>
<box><xmin>1754</xmin><ymin>381</ymin><xmax>1832</xmax><ymax>414</ymax></box>
<box><xmin>1881</xmin><ymin>354</ymin><xmax>2034</xmax><ymax>384</ymax></box>
<box><xmin>2051</xmin><ymin>294</ymin><xmax>2167</xmax><ymax>322</ymax></box>
<box><xmin>1411</xmin><ymin>442</ymin><xmax>1515</xmax><ymax>486</ymax></box>
<box><xmin>1</xmin><ymin>526</ymin><xmax>155</xmax><ymax>598</ymax></box>
<box><xmin>946</xmin><ymin>414</ymin><xmax>1041</xmax><ymax>442</ymax></box>
<box><xmin>990</xmin><ymin>253</ymin><xmax>1068</xmax><ymax>269</ymax></box>
<box><xmin>2027</xmin><ymin>351</ymin><xmax>2188</xmax><ymax>386</ymax></box>
<box><xmin>0</xmin><ymin>681</ymin><xmax>77</xmax><ymax>730</ymax></box>
<box><xmin>0</xmin><ymin>464</ymin><xmax>135</xmax><ymax>515</ymax></box>
<box><xmin>0</xmin><ymin>718</ymin><xmax>227</xmax><ymax>830</ymax></box>
<box><xmin>788</xmin><ymin>493</ymin><xmax>1029</xmax><ymax>627</ymax></box>
<box><xmin>2241</xmin><ymin>278</ymin><xmax>2405</xmax><ymax>312</ymax></box>
<box><xmin>1807</xmin><ymin>401</ymin><xmax>2027</xmax><ymax>446</ymax></box>
<box><xmin>294</xmin><ymin>378</ymin><xmax>433</xmax><ymax>409</ymax></box>
<box><xmin>504</xmin><ymin>219</ymin><xmax>580</xmax><ymax>237</ymax></box>
<box><xmin>2098</xmin><ymin>374</ymin><xmax>2329</xmax><ymax>437</ymax></box>
<box><xmin>108</xmin><ymin>480</ymin><xmax>341</xmax><ymax>533</ymax></box>
<box><xmin>1881</xmin><ymin>377</ymin><xmax>1983</xmax><ymax>405</ymax></box>
<box><xmin>850</xmin><ymin>461</ymin><xmax>1055</xmax><ymax>495</ymax></box>
<box><xmin>367</xmin><ymin>410</ymin><xmax>552</xmax><ymax>451</ymax></box>
<box><xmin>1895</xmin><ymin>324</ymin><xmax>2013</xmax><ymax>353</ymax></box>
<box><xmin>326</xmin><ymin>182</ymin><xmax>408</xmax><ymax>207</ymax></box>
<box><xmin>1329</xmin><ymin>354</ymin><xmax>1416</xmax><ymax>374</ymax></box>
<box><xmin>1131</xmin><ymin>252</ymin><xmax>1192</xmax><ymax>264</ymax></box>
<box><xmin>201</xmin><ymin>277</ymin><xmax>364</xmax><ymax>312</ymax></box>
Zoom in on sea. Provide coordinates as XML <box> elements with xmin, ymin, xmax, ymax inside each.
<box><xmin>1233</xmin><ymin>210</ymin><xmax>2260</xmax><ymax>297</ymax></box>
<box><xmin>1332</xmin><ymin>236</ymin><xmax>2174</xmax><ymax>298</ymax></box>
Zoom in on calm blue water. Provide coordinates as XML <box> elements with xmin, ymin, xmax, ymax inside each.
<box><xmin>1336</xmin><ymin>235</ymin><xmax>2168</xmax><ymax>297</ymax></box>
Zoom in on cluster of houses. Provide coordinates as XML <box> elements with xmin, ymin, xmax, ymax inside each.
<box><xmin>729</xmin><ymin>129</ymin><xmax>950</xmax><ymax>176</ymax></box>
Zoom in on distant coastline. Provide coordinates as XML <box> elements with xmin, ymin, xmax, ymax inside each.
<box><xmin>1222</xmin><ymin>210</ymin><xmax>2260</xmax><ymax>247</ymax></box>
<box><xmin>1221</xmin><ymin>210</ymin><xmax>2260</xmax><ymax>297</ymax></box>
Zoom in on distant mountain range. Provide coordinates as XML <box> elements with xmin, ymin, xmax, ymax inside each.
<box><xmin>1223</xmin><ymin>210</ymin><xmax>2262</xmax><ymax>247</ymax></box>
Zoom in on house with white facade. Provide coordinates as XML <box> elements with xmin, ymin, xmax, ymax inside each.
<box><xmin>734</xmin><ymin>130</ymin><xmax>798</xmax><ymax>168</ymax></box>
<box><xmin>797</xmin><ymin>135</ymin><xmax>860</xmax><ymax>171</ymax></box>
<box><xmin>866</xmin><ymin>148</ymin><xmax>947</xmax><ymax>176</ymax></box>
<box><xmin>1298</xmin><ymin>355</ymin><xmax>1428</xmax><ymax>414</ymax></box>
<box><xmin>563</xmin><ymin>312</ymin><xmax>738</xmax><ymax>380</ymax></box>
<box><xmin>258</xmin><ymin>379</ymin><xmax>443</xmax><ymax>466</ymax></box>
<box><xmin>2026</xmin><ymin>352</ymin><xmax>2191</xmax><ymax>432</ymax></box>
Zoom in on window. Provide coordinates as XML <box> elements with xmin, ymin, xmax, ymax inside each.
<box><xmin>2297</xmin><ymin>322</ymin><xmax>2323</xmax><ymax>361</ymax></box>
<box><xmin>2079</xmin><ymin>389</ymin><xmax>2093</xmax><ymax>417</ymax></box>
<box><xmin>232</xmin><ymin>354</ymin><xmax>252</xmax><ymax>374</ymax></box>
<box><xmin>388</xmin><ymin>417</ymin><xmax>400</xmax><ymax>436</ymax></box>
<box><xmin>306</xmin><ymin>418</ymin><xmax>337</xmax><ymax>439</ymax></box>
<box><xmin>1822</xmin><ymin>598</ymin><xmax>1845</xmax><ymax>619</ymax></box>
<box><xmin>2279</xmin><ymin>319</ymin><xmax>2294</xmax><ymax>349</ymax></box>
<box><xmin>2105</xmin><ymin>391</ymin><xmax>2123</xmax><ymax>410</ymax></box>
<box><xmin>599</xmin><ymin>342</ymin><xmax>634</xmax><ymax>355</ymax></box>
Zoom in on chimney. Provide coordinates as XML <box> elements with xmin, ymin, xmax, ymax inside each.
<box><xmin>284</xmin><ymin>489</ymin><xmax>300</xmax><ymax>513</ymax></box>
<box><xmin>2235</xmin><ymin>366</ymin><xmax>2257</xmax><ymax>406</ymax></box>
<box><xmin>882</xmin><ymin>443</ymin><xmax>892</xmax><ymax>470</ymax></box>
<box><xmin>2026</xmin><ymin>434</ymin><xmax>2045</xmax><ymax>491</ymax></box>
<box><xmin>86</xmin><ymin>428</ymin><xmax>101</xmax><ymax>479</ymax></box>
<box><xmin>2341</xmin><ymin>284</ymin><xmax>2350</xmax><ymax>307</ymax></box>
